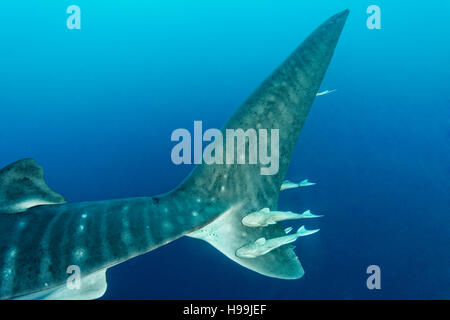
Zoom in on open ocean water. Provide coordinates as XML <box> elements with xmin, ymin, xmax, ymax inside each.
<box><xmin>0</xmin><ymin>0</ymin><xmax>448</xmax><ymax>299</ymax></box>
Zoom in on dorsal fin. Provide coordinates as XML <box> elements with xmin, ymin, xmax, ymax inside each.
<box><xmin>0</xmin><ymin>159</ymin><xmax>66</xmax><ymax>214</ymax></box>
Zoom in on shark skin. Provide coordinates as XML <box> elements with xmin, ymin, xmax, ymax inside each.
<box><xmin>0</xmin><ymin>176</ymin><xmax>230</xmax><ymax>299</ymax></box>
<box><xmin>0</xmin><ymin>10</ymin><xmax>349</xmax><ymax>299</ymax></box>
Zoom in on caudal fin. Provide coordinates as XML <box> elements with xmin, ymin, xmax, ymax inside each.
<box><xmin>182</xmin><ymin>10</ymin><xmax>349</xmax><ymax>279</ymax></box>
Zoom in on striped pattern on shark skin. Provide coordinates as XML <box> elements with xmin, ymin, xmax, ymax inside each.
<box><xmin>0</xmin><ymin>195</ymin><xmax>228</xmax><ymax>299</ymax></box>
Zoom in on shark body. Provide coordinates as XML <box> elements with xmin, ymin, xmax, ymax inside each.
<box><xmin>0</xmin><ymin>10</ymin><xmax>349</xmax><ymax>299</ymax></box>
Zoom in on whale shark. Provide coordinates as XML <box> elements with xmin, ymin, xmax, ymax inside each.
<box><xmin>0</xmin><ymin>10</ymin><xmax>349</xmax><ymax>299</ymax></box>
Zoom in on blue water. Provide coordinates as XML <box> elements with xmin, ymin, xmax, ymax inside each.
<box><xmin>0</xmin><ymin>0</ymin><xmax>448</xmax><ymax>299</ymax></box>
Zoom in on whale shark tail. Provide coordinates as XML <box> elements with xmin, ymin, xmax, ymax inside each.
<box><xmin>0</xmin><ymin>10</ymin><xmax>348</xmax><ymax>300</ymax></box>
<box><xmin>180</xmin><ymin>10</ymin><xmax>349</xmax><ymax>279</ymax></box>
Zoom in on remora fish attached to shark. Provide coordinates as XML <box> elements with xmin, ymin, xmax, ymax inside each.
<box><xmin>0</xmin><ymin>10</ymin><xmax>349</xmax><ymax>299</ymax></box>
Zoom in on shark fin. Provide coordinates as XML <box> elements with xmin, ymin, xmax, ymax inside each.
<box><xmin>297</xmin><ymin>225</ymin><xmax>320</xmax><ymax>237</ymax></box>
<box><xmin>185</xmin><ymin>10</ymin><xmax>349</xmax><ymax>280</ymax></box>
<box><xmin>261</xmin><ymin>207</ymin><xmax>270</xmax><ymax>213</ymax></box>
<box><xmin>300</xmin><ymin>210</ymin><xmax>324</xmax><ymax>218</ymax></box>
<box><xmin>0</xmin><ymin>159</ymin><xmax>66</xmax><ymax>214</ymax></box>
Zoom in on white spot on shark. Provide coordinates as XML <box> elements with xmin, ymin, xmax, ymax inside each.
<box><xmin>121</xmin><ymin>232</ymin><xmax>132</xmax><ymax>245</ymax></box>
<box><xmin>8</xmin><ymin>248</ymin><xmax>17</xmax><ymax>258</ymax></box>
<box><xmin>2</xmin><ymin>247</ymin><xmax>18</xmax><ymax>282</ymax></box>
<box><xmin>18</xmin><ymin>220</ymin><xmax>27</xmax><ymax>229</ymax></box>
<box><xmin>2</xmin><ymin>268</ymin><xmax>13</xmax><ymax>279</ymax></box>
<box><xmin>163</xmin><ymin>221</ymin><xmax>174</xmax><ymax>232</ymax></box>
<box><xmin>73</xmin><ymin>248</ymin><xmax>87</xmax><ymax>261</ymax></box>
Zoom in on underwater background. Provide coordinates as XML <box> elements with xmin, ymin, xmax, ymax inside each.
<box><xmin>0</xmin><ymin>0</ymin><xmax>448</xmax><ymax>299</ymax></box>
